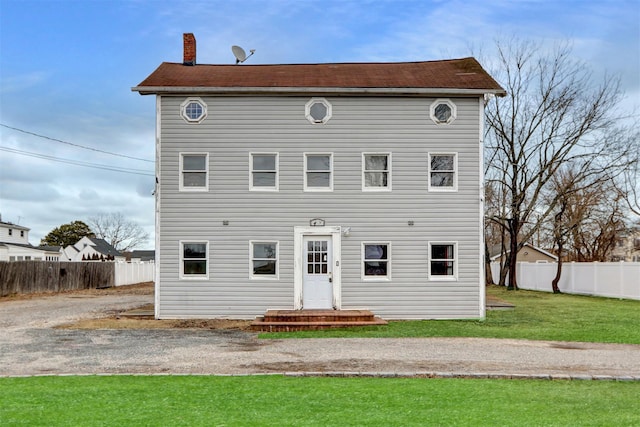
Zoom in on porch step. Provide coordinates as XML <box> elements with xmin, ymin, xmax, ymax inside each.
<box><xmin>250</xmin><ymin>309</ymin><xmax>388</xmax><ymax>332</ymax></box>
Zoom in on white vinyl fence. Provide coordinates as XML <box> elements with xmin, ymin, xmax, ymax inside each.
<box><xmin>490</xmin><ymin>262</ymin><xmax>640</xmax><ymax>300</ymax></box>
<box><xmin>115</xmin><ymin>262</ymin><xmax>155</xmax><ymax>286</ymax></box>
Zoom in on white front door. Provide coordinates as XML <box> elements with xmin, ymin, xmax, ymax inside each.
<box><xmin>302</xmin><ymin>236</ymin><xmax>333</xmax><ymax>309</ymax></box>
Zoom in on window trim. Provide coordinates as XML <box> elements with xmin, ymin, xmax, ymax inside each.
<box><xmin>304</xmin><ymin>152</ymin><xmax>334</xmax><ymax>192</ymax></box>
<box><xmin>179</xmin><ymin>152</ymin><xmax>209</xmax><ymax>192</ymax></box>
<box><xmin>428</xmin><ymin>241</ymin><xmax>458</xmax><ymax>281</ymax></box>
<box><xmin>180</xmin><ymin>97</ymin><xmax>207</xmax><ymax>123</ymax></box>
<box><xmin>428</xmin><ymin>153</ymin><xmax>458</xmax><ymax>192</ymax></box>
<box><xmin>249</xmin><ymin>153</ymin><xmax>279</xmax><ymax>191</ymax></box>
<box><xmin>249</xmin><ymin>240</ymin><xmax>279</xmax><ymax>280</ymax></box>
<box><xmin>362</xmin><ymin>153</ymin><xmax>392</xmax><ymax>192</ymax></box>
<box><xmin>361</xmin><ymin>242</ymin><xmax>391</xmax><ymax>281</ymax></box>
<box><xmin>305</xmin><ymin>97</ymin><xmax>332</xmax><ymax>124</ymax></box>
<box><xmin>179</xmin><ymin>240</ymin><xmax>209</xmax><ymax>280</ymax></box>
<box><xmin>429</xmin><ymin>98</ymin><xmax>457</xmax><ymax>125</ymax></box>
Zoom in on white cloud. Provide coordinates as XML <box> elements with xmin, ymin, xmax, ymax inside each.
<box><xmin>0</xmin><ymin>71</ymin><xmax>49</xmax><ymax>94</ymax></box>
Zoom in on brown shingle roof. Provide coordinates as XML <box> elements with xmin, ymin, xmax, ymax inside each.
<box><xmin>133</xmin><ymin>58</ymin><xmax>505</xmax><ymax>96</ymax></box>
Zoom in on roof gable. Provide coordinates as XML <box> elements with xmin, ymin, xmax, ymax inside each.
<box><xmin>489</xmin><ymin>243</ymin><xmax>558</xmax><ymax>261</ymax></box>
<box><xmin>133</xmin><ymin>58</ymin><xmax>506</xmax><ymax>96</ymax></box>
<box><xmin>88</xmin><ymin>238</ymin><xmax>123</xmax><ymax>257</ymax></box>
<box><xmin>0</xmin><ymin>221</ymin><xmax>29</xmax><ymax>231</ymax></box>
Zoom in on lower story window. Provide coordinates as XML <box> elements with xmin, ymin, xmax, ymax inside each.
<box><xmin>181</xmin><ymin>241</ymin><xmax>208</xmax><ymax>278</ymax></box>
<box><xmin>251</xmin><ymin>241</ymin><xmax>278</xmax><ymax>278</ymax></box>
<box><xmin>429</xmin><ymin>242</ymin><xmax>456</xmax><ymax>279</ymax></box>
<box><xmin>363</xmin><ymin>243</ymin><xmax>389</xmax><ymax>279</ymax></box>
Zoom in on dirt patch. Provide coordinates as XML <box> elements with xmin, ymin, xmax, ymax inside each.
<box><xmin>58</xmin><ymin>317</ymin><xmax>253</xmax><ymax>331</ymax></box>
<box><xmin>2</xmin><ymin>282</ymin><xmax>253</xmax><ymax>331</ymax></box>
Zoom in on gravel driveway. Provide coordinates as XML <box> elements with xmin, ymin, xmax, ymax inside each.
<box><xmin>1</xmin><ymin>287</ymin><xmax>639</xmax><ymax>379</ymax></box>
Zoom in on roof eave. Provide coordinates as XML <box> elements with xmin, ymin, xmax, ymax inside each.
<box><xmin>132</xmin><ymin>86</ymin><xmax>507</xmax><ymax>97</ymax></box>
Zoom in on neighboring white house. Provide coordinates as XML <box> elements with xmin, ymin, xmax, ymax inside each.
<box><xmin>132</xmin><ymin>33</ymin><xmax>506</xmax><ymax>320</ymax></box>
<box><xmin>0</xmin><ymin>218</ymin><xmax>62</xmax><ymax>261</ymax></box>
<box><xmin>63</xmin><ymin>236</ymin><xmax>125</xmax><ymax>262</ymax></box>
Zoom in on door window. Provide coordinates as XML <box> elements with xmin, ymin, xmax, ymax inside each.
<box><xmin>307</xmin><ymin>240</ymin><xmax>328</xmax><ymax>274</ymax></box>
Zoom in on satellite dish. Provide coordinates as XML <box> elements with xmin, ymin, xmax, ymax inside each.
<box><xmin>231</xmin><ymin>45</ymin><xmax>255</xmax><ymax>64</ymax></box>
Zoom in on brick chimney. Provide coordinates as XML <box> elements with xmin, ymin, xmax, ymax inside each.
<box><xmin>183</xmin><ymin>33</ymin><xmax>196</xmax><ymax>66</ymax></box>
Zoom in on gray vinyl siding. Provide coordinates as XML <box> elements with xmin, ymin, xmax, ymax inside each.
<box><xmin>157</xmin><ymin>95</ymin><xmax>483</xmax><ymax>319</ymax></box>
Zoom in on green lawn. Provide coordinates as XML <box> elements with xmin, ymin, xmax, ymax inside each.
<box><xmin>1</xmin><ymin>375</ymin><xmax>638</xmax><ymax>426</ymax></box>
<box><xmin>262</xmin><ymin>286</ymin><xmax>640</xmax><ymax>343</ymax></box>
<box><xmin>2</xmin><ymin>288</ymin><xmax>638</xmax><ymax>426</ymax></box>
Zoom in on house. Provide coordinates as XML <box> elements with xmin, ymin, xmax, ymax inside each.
<box><xmin>132</xmin><ymin>33</ymin><xmax>506</xmax><ymax>320</ymax></box>
<box><xmin>0</xmin><ymin>217</ymin><xmax>62</xmax><ymax>261</ymax></box>
<box><xmin>126</xmin><ymin>250</ymin><xmax>156</xmax><ymax>263</ymax></box>
<box><xmin>63</xmin><ymin>236</ymin><xmax>125</xmax><ymax>262</ymax></box>
<box><xmin>489</xmin><ymin>243</ymin><xmax>559</xmax><ymax>264</ymax></box>
<box><xmin>610</xmin><ymin>228</ymin><xmax>640</xmax><ymax>262</ymax></box>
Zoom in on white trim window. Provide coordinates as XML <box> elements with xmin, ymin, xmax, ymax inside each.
<box><xmin>363</xmin><ymin>153</ymin><xmax>391</xmax><ymax>191</ymax></box>
<box><xmin>250</xmin><ymin>241</ymin><xmax>279</xmax><ymax>279</ymax></box>
<box><xmin>429</xmin><ymin>242</ymin><xmax>457</xmax><ymax>280</ymax></box>
<box><xmin>250</xmin><ymin>153</ymin><xmax>278</xmax><ymax>191</ymax></box>
<box><xmin>180</xmin><ymin>153</ymin><xmax>208</xmax><ymax>191</ymax></box>
<box><xmin>362</xmin><ymin>243</ymin><xmax>390</xmax><ymax>280</ymax></box>
<box><xmin>430</xmin><ymin>99</ymin><xmax>456</xmax><ymax>124</ymax></box>
<box><xmin>304</xmin><ymin>153</ymin><xmax>333</xmax><ymax>191</ymax></box>
<box><xmin>305</xmin><ymin>98</ymin><xmax>332</xmax><ymax>124</ymax></box>
<box><xmin>180</xmin><ymin>241</ymin><xmax>208</xmax><ymax>279</ymax></box>
<box><xmin>180</xmin><ymin>97</ymin><xmax>207</xmax><ymax>123</ymax></box>
<box><xmin>428</xmin><ymin>153</ymin><xmax>457</xmax><ymax>191</ymax></box>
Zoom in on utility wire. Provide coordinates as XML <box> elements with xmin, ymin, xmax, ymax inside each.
<box><xmin>0</xmin><ymin>146</ymin><xmax>155</xmax><ymax>177</ymax></box>
<box><xmin>0</xmin><ymin>123</ymin><xmax>154</xmax><ymax>163</ymax></box>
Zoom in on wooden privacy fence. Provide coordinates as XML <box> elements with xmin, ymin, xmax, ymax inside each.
<box><xmin>490</xmin><ymin>261</ymin><xmax>640</xmax><ymax>300</ymax></box>
<box><xmin>0</xmin><ymin>261</ymin><xmax>155</xmax><ymax>296</ymax></box>
<box><xmin>0</xmin><ymin>261</ymin><xmax>114</xmax><ymax>296</ymax></box>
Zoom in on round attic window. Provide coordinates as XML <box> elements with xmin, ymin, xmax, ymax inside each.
<box><xmin>430</xmin><ymin>99</ymin><xmax>457</xmax><ymax>125</ymax></box>
<box><xmin>181</xmin><ymin>98</ymin><xmax>207</xmax><ymax>123</ymax></box>
<box><xmin>305</xmin><ymin>98</ymin><xmax>332</xmax><ymax>124</ymax></box>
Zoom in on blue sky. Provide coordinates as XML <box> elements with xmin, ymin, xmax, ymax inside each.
<box><xmin>1</xmin><ymin>0</ymin><xmax>638</xmax><ymax>247</ymax></box>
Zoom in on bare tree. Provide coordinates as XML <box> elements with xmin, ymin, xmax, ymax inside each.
<box><xmin>569</xmin><ymin>186</ymin><xmax>627</xmax><ymax>262</ymax></box>
<box><xmin>620</xmin><ymin>147</ymin><xmax>640</xmax><ymax>217</ymax></box>
<box><xmin>87</xmin><ymin>212</ymin><xmax>150</xmax><ymax>251</ymax></box>
<box><xmin>484</xmin><ymin>37</ymin><xmax>631</xmax><ymax>289</ymax></box>
<box><xmin>484</xmin><ymin>181</ymin><xmax>509</xmax><ymax>285</ymax></box>
<box><xmin>546</xmin><ymin>168</ymin><xmax>622</xmax><ymax>292</ymax></box>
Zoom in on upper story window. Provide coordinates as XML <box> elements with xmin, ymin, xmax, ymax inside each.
<box><xmin>430</xmin><ymin>99</ymin><xmax>456</xmax><ymax>125</ymax></box>
<box><xmin>428</xmin><ymin>153</ymin><xmax>457</xmax><ymax>191</ymax></box>
<box><xmin>305</xmin><ymin>98</ymin><xmax>332</xmax><ymax>124</ymax></box>
<box><xmin>429</xmin><ymin>242</ymin><xmax>457</xmax><ymax>280</ymax></box>
<box><xmin>363</xmin><ymin>153</ymin><xmax>391</xmax><ymax>191</ymax></box>
<box><xmin>180</xmin><ymin>153</ymin><xmax>208</xmax><ymax>191</ymax></box>
<box><xmin>181</xmin><ymin>97</ymin><xmax>207</xmax><ymax>123</ymax></box>
<box><xmin>304</xmin><ymin>153</ymin><xmax>333</xmax><ymax>191</ymax></box>
<box><xmin>250</xmin><ymin>153</ymin><xmax>278</xmax><ymax>191</ymax></box>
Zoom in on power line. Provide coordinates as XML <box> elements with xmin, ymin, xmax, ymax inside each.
<box><xmin>0</xmin><ymin>123</ymin><xmax>154</xmax><ymax>163</ymax></box>
<box><xmin>0</xmin><ymin>146</ymin><xmax>155</xmax><ymax>177</ymax></box>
